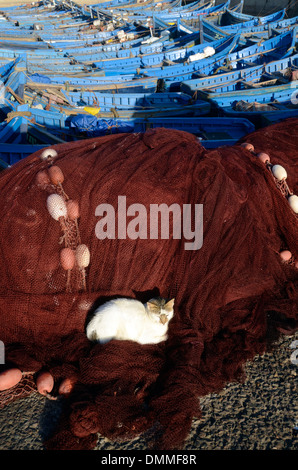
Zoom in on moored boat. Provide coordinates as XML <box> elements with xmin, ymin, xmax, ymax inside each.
<box><xmin>180</xmin><ymin>53</ymin><xmax>298</xmax><ymax>96</ymax></box>
<box><xmin>0</xmin><ymin>109</ymin><xmax>256</xmax><ymax>165</ymax></box>
<box><xmin>195</xmin><ymin>79</ymin><xmax>298</xmax><ymax>109</ymax></box>
<box><xmin>0</xmin><ymin>0</ymin><xmax>297</xmax><ymax>164</ymax></box>
<box><xmin>220</xmin><ymin>101</ymin><xmax>298</xmax><ymax>128</ymax></box>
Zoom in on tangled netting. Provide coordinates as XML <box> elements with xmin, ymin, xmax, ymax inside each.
<box><xmin>0</xmin><ymin>121</ymin><xmax>297</xmax><ymax>450</ymax></box>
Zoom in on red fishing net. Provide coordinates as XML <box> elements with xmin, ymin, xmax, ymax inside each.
<box><xmin>0</xmin><ymin>121</ymin><xmax>297</xmax><ymax>450</ymax></box>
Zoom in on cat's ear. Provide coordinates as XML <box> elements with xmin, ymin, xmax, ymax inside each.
<box><xmin>165</xmin><ymin>298</ymin><xmax>175</xmax><ymax>310</ymax></box>
<box><xmin>146</xmin><ymin>301</ymin><xmax>159</xmax><ymax>313</ymax></box>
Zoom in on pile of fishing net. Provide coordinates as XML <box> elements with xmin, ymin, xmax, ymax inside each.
<box><xmin>0</xmin><ymin>120</ymin><xmax>297</xmax><ymax>450</ymax></box>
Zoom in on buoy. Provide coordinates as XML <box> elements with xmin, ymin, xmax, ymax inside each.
<box><xmin>66</xmin><ymin>200</ymin><xmax>80</xmax><ymax>220</ymax></box>
<box><xmin>279</xmin><ymin>250</ymin><xmax>292</xmax><ymax>262</ymax></box>
<box><xmin>257</xmin><ymin>152</ymin><xmax>270</xmax><ymax>164</ymax></box>
<box><xmin>0</xmin><ymin>368</ymin><xmax>22</xmax><ymax>391</ymax></box>
<box><xmin>241</xmin><ymin>142</ymin><xmax>254</xmax><ymax>152</ymax></box>
<box><xmin>288</xmin><ymin>194</ymin><xmax>298</xmax><ymax>214</ymax></box>
<box><xmin>47</xmin><ymin>194</ymin><xmax>67</xmax><ymax>221</ymax></box>
<box><xmin>272</xmin><ymin>164</ymin><xmax>287</xmax><ymax>181</ymax></box>
<box><xmin>58</xmin><ymin>377</ymin><xmax>75</xmax><ymax>396</ymax></box>
<box><xmin>36</xmin><ymin>371</ymin><xmax>54</xmax><ymax>396</ymax></box>
<box><xmin>35</xmin><ymin>170</ymin><xmax>50</xmax><ymax>188</ymax></box>
<box><xmin>60</xmin><ymin>248</ymin><xmax>76</xmax><ymax>271</ymax></box>
<box><xmin>48</xmin><ymin>166</ymin><xmax>65</xmax><ymax>186</ymax></box>
<box><xmin>76</xmin><ymin>244</ymin><xmax>90</xmax><ymax>268</ymax></box>
<box><xmin>40</xmin><ymin>148</ymin><xmax>58</xmax><ymax>161</ymax></box>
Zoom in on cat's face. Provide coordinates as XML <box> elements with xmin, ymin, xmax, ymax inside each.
<box><xmin>146</xmin><ymin>297</ymin><xmax>175</xmax><ymax>325</ymax></box>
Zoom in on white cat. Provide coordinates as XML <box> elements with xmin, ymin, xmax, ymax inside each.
<box><xmin>86</xmin><ymin>297</ymin><xmax>175</xmax><ymax>345</ymax></box>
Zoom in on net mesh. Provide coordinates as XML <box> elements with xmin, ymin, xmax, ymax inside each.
<box><xmin>0</xmin><ymin>122</ymin><xmax>297</xmax><ymax>450</ymax></box>
<box><xmin>0</xmin><ymin>373</ymin><xmax>36</xmax><ymax>410</ymax></box>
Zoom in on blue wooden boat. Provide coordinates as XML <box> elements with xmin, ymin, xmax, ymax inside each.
<box><xmin>26</xmin><ymin>95</ymin><xmax>212</xmax><ymax>119</ymax></box>
<box><xmin>180</xmin><ymin>53</ymin><xmax>298</xmax><ymax>95</ymax></box>
<box><xmin>257</xmin><ymin>106</ymin><xmax>298</xmax><ymax>126</ymax></box>
<box><xmin>99</xmin><ymin>0</ymin><xmax>222</xmax><ymax>22</ymax></box>
<box><xmin>0</xmin><ymin>0</ymin><xmax>191</xmax><ymax>58</ymax></box>
<box><xmin>0</xmin><ymin>114</ymin><xmax>65</xmax><ymax>164</ymax></box>
<box><xmin>107</xmin><ymin>0</ymin><xmax>192</xmax><ymax>14</ymax></box>
<box><xmin>217</xmin><ymin>8</ymin><xmax>286</xmax><ymax>32</ymax></box>
<box><xmin>0</xmin><ymin>142</ymin><xmax>48</xmax><ymax>166</ymax></box>
<box><xmin>16</xmin><ymin>103</ymin><xmax>69</xmax><ymax>132</ymax></box>
<box><xmin>0</xmin><ymin>112</ymin><xmax>255</xmax><ymax>165</ymax></box>
<box><xmin>153</xmin><ymin>1</ymin><xmax>227</xmax><ymax>21</ymax></box>
<box><xmin>92</xmin><ymin>33</ymin><xmax>238</xmax><ymax>70</ymax></box>
<box><xmin>25</xmin><ymin>28</ymin><xmax>297</xmax><ymax>94</ymax></box>
<box><xmin>218</xmin><ymin>5</ymin><xmax>285</xmax><ymax>26</ymax></box>
<box><xmin>220</xmin><ymin>101</ymin><xmax>298</xmax><ymax>128</ymax></box>
<box><xmin>0</xmin><ymin>5</ymin><xmax>134</xmax><ymax>45</ymax></box>
<box><xmin>192</xmin><ymin>27</ymin><xmax>297</xmax><ymax>77</ymax></box>
<box><xmin>196</xmin><ymin>78</ymin><xmax>298</xmax><ymax>109</ymax></box>
<box><xmin>208</xmin><ymin>2</ymin><xmax>286</xmax><ymax>27</ymax></box>
<box><xmin>26</xmin><ymin>59</ymin><xmax>94</xmax><ymax>75</ymax></box>
<box><xmin>24</xmin><ymin>34</ymin><xmax>238</xmax><ymax>92</ymax></box>
<box><xmin>0</xmin><ymin>0</ymin><xmax>296</xmax><ymax>164</ymax></box>
<box><xmin>92</xmin><ymin>33</ymin><xmax>239</xmax><ymax>85</ymax></box>
<box><xmin>180</xmin><ymin>8</ymin><xmax>286</xmax><ymax>28</ymax></box>
<box><xmin>101</xmin><ymin>0</ymin><xmax>195</xmax><ymax>17</ymax></box>
<box><xmin>0</xmin><ymin>38</ymin><xmax>51</xmax><ymax>50</ymax></box>
<box><xmin>22</xmin><ymin>66</ymin><xmax>212</xmax><ymax>116</ymax></box>
<box><xmin>0</xmin><ymin>114</ymin><xmax>65</xmax><ymax>145</ymax></box>
<box><xmin>64</xmin><ymin>27</ymin><xmax>204</xmax><ymax>62</ymax></box>
<box><xmin>28</xmin><ymin>73</ymin><xmax>160</xmax><ymax>93</ymax></box>
<box><xmin>178</xmin><ymin>16</ymin><xmax>229</xmax><ymax>41</ymax></box>
<box><xmin>26</xmin><ymin>14</ymin><xmax>140</xmax><ymax>43</ymax></box>
<box><xmin>132</xmin><ymin>116</ymin><xmax>255</xmax><ymax>147</ymax></box>
<box><xmin>182</xmin><ymin>9</ymin><xmax>296</xmax><ymax>42</ymax></box>
<box><xmin>66</xmin><ymin>111</ymin><xmax>255</xmax><ymax>149</ymax></box>
<box><xmin>64</xmin><ymin>29</ymin><xmax>195</xmax><ymax>63</ymax></box>
<box><xmin>0</xmin><ymin>115</ymin><xmax>25</xmax><ymax>145</ymax></box>
<box><xmin>91</xmin><ymin>0</ymin><xmax>152</xmax><ymax>8</ymax></box>
<box><xmin>90</xmin><ymin>27</ymin><xmax>295</xmax><ymax>87</ymax></box>
<box><xmin>163</xmin><ymin>0</ymin><xmax>210</xmax><ymax>13</ymax></box>
<box><xmin>2</xmin><ymin>102</ymin><xmax>76</xmax><ymax>143</ymax></box>
<box><xmin>200</xmin><ymin>14</ymin><xmax>298</xmax><ymax>43</ymax></box>
<box><xmin>59</xmin><ymin>90</ymin><xmax>194</xmax><ymax>110</ymax></box>
<box><xmin>25</xmin><ymin>64</ymin><xmax>162</xmax><ymax>93</ymax></box>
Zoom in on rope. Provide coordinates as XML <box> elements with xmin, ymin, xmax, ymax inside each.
<box><xmin>5</xmin><ymin>86</ymin><xmax>25</xmax><ymax>105</ymax></box>
<box><xmin>5</xmin><ymin>110</ymin><xmax>32</xmax><ymax>123</ymax></box>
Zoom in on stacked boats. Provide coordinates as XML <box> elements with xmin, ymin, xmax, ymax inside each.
<box><xmin>0</xmin><ymin>0</ymin><xmax>297</xmax><ymax>167</ymax></box>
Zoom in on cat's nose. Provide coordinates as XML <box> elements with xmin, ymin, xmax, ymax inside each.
<box><xmin>160</xmin><ymin>314</ymin><xmax>168</xmax><ymax>325</ymax></box>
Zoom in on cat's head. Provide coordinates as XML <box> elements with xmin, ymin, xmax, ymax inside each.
<box><xmin>146</xmin><ymin>297</ymin><xmax>175</xmax><ymax>325</ymax></box>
